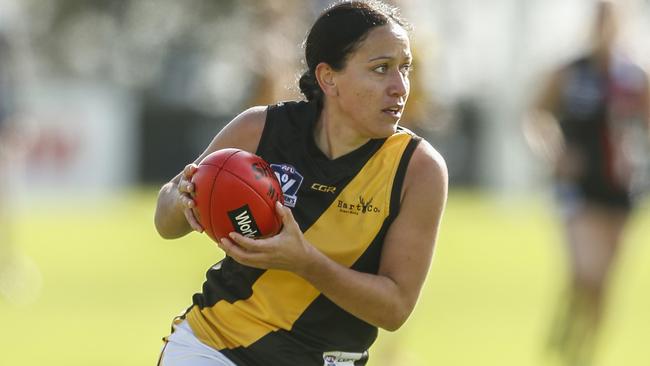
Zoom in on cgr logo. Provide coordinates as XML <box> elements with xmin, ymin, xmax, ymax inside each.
<box><xmin>227</xmin><ymin>204</ymin><xmax>260</xmax><ymax>238</ymax></box>
<box><xmin>311</xmin><ymin>183</ymin><xmax>336</xmax><ymax>194</ymax></box>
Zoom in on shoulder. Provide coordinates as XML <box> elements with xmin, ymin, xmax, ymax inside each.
<box><xmin>534</xmin><ymin>65</ymin><xmax>569</xmax><ymax>112</ymax></box>
<box><xmin>256</xmin><ymin>100</ymin><xmax>319</xmax><ymax>154</ymax></box>
<box><xmin>385</xmin><ymin>137</ymin><xmax>448</xmax><ymax>232</ymax></box>
<box><xmin>543</xmin><ymin>55</ymin><xmax>587</xmax><ymax>85</ymax></box>
<box><xmin>228</xmin><ymin>105</ymin><xmax>268</xmax><ymax>138</ymax></box>
<box><xmin>408</xmin><ymin>139</ymin><xmax>448</xmax><ymax>187</ymax></box>
<box><xmin>616</xmin><ymin>55</ymin><xmax>649</xmax><ymax>85</ymax></box>
<box><xmin>392</xmin><ymin>128</ymin><xmax>447</xmax><ymax>187</ymax></box>
<box><xmin>401</xmin><ymin>138</ymin><xmax>448</xmax><ymax>205</ymax></box>
<box><xmin>205</xmin><ymin>100</ymin><xmax>314</xmax><ymax>158</ymax></box>
<box><xmin>266</xmin><ymin>100</ymin><xmax>318</xmax><ymax>126</ymax></box>
<box><xmin>218</xmin><ymin>105</ymin><xmax>268</xmax><ymax>151</ymax></box>
<box><xmin>194</xmin><ymin>105</ymin><xmax>268</xmax><ymax>162</ymax></box>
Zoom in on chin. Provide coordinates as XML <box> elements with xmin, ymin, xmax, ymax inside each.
<box><xmin>373</xmin><ymin>123</ymin><xmax>398</xmax><ymax>138</ymax></box>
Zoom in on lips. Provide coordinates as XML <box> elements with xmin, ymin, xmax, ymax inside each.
<box><xmin>382</xmin><ymin>104</ymin><xmax>404</xmax><ymax>117</ymax></box>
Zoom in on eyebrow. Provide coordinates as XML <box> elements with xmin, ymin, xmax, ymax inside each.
<box><xmin>367</xmin><ymin>55</ymin><xmax>412</xmax><ymax>62</ymax></box>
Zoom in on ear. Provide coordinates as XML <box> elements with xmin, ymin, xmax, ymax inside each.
<box><xmin>315</xmin><ymin>62</ymin><xmax>339</xmax><ymax>97</ymax></box>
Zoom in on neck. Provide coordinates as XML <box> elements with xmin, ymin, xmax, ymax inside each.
<box><xmin>313</xmin><ymin>108</ymin><xmax>370</xmax><ymax>160</ymax></box>
<box><xmin>593</xmin><ymin>44</ymin><xmax>612</xmax><ymax>69</ymax></box>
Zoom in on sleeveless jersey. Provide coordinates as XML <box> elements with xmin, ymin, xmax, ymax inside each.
<box><xmin>183</xmin><ymin>100</ymin><xmax>421</xmax><ymax>365</ymax></box>
<box><xmin>557</xmin><ymin>53</ymin><xmax>647</xmax><ymax>208</ymax></box>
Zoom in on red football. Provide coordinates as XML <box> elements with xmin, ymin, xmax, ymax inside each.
<box><xmin>192</xmin><ymin>148</ymin><xmax>283</xmax><ymax>242</ymax></box>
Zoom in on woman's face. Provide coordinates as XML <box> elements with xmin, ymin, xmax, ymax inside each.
<box><xmin>331</xmin><ymin>22</ymin><xmax>412</xmax><ymax>138</ymax></box>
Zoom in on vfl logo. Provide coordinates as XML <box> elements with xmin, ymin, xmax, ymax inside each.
<box><xmin>337</xmin><ymin>196</ymin><xmax>381</xmax><ymax>215</ymax></box>
<box><xmin>227</xmin><ymin>204</ymin><xmax>260</xmax><ymax>238</ymax></box>
<box><xmin>270</xmin><ymin>163</ymin><xmax>304</xmax><ymax>207</ymax></box>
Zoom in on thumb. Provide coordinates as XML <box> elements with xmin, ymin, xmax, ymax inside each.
<box><xmin>275</xmin><ymin>201</ymin><xmax>297</xmax><ymax>230</ymax></box>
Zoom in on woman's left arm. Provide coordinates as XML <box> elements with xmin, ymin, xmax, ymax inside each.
<box><xmin>220</xmin><ymin>141</ymin><xmax>448</xmax><ymax>331</ymax></box>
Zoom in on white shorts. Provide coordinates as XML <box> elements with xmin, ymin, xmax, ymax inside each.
<box><xmin>158</xmin><ymin>320</ymin><xmax>237</xmax><ymax>366</ymax></box>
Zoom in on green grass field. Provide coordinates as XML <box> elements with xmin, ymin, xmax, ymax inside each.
<box><xmin>1</xmin><ymin>189</ymin><xmax>648</xmax><ymax>365</ymax></box>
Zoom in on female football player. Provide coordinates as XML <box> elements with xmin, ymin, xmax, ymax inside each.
<box><xmin>154</xmin><ymin>1</ymin><xmax>447</xmax><ymax>365</ymax></box>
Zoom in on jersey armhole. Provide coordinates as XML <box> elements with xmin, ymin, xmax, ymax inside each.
<box><xmin>388</xmin><ymin>136</ymin><xmax>422</xmax><ymax>220</ymax></box>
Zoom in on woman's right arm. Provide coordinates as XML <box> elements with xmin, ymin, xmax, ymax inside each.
<box><xmin>154</xmin><ymin>106</ymin><xmax>268</xmax><ymax>239</ymax></box>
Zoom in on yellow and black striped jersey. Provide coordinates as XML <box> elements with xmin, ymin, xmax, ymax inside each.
<box><xmin>184</xmin><ymin>100</ymin><xmax>421</xmax><ymax>365</ymax></box>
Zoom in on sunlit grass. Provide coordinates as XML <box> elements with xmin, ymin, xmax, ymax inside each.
<box><xmin>1</xmin><ymin>189</ymin><xmax>648</xmax><ymax>365</ymax></box>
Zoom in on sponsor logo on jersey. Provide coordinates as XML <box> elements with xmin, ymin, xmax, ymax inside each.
<box><xmin>322</xmin><ymin>351</ymin><xmax>368</xmax><ymax>366</ymax></box>
<box><xmin>227</xmin><ymin>204</ymin><xmax>260</xmax><ymax>238</ymax></box>
<box><xmin>270</xmin><ymin>163</ymin><xmax>304</xmax><ymax>207</ymax></box>
<box><xmin>337</xmin><ymin>196</ymin><xmax>381</xmax><ymax>215</ymax></box>
<box><xmin>311</xmin><ymin>183</ymin><xmax>337</xmax><ymax>194</ymax></box>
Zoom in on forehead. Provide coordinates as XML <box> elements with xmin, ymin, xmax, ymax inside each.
<box><xmin>352</xmin><ymin>23</ymin><xmax>411</xmax><ymax>60</ymax></box>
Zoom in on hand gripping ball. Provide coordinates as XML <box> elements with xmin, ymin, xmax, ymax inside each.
<box><xmin>192</xmin><ymin>148</ymin><xmax>283</xmax><ymax>242</ymax></box>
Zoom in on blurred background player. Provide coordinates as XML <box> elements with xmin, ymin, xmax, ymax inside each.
<box><xmin>524</xmin><ymin>1</ymin><xmax>650</xmax><ymax>365</ymax></box>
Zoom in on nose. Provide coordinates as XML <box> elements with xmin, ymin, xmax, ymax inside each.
<box><xmin>388</xmin><ymin>69</ymin><xmax>409</xmax><ymax>98</ymax></box>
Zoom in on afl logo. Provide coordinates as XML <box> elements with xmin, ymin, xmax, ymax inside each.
<box><xmin>270</xmin><ymin>163</ymin><xmax>304</xmax><ymax>207</ymax></box>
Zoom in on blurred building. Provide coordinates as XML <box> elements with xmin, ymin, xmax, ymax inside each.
<box><xmin>0</xmin><ymin>0</ymin><xmax>647</xmax><ymax>200</ymax></box>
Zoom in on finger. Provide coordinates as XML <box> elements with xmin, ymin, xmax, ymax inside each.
<box><xmin>275</xmin><ymin>201</ymin><xmax>298</xmax><ymax>231</ymax></box>
<box><xmin>228</xmin><ymin>232</ymin><xmax>267</xmax><ymax>252</ymax></box>
<box><xmin>179</xmin><ymin>181</ymin><xmax>194</xmax><ymax>194</ymax></box>
<box><xmin>218</xmin><ymin>237</ymin><xmax>246</xmax><ymax>261</ymax></box>
<box><xmin>183</xmin><ymin>163</ymin><xmax>197</xmax><ymax>178</ymax></box>
<box><xmin>219</xmin><ymin>237</ymin><xmax>265</xmax><ymax>268</ymax></box>
<box><xmin>184</xmin><ymin>207</ymin><xmax>203</xmax><ymax>233</ymax></box>
<box><xmin>180</xmin><ymin>194</ymin><xmax>196</xmax><ymax>208</ymax></box>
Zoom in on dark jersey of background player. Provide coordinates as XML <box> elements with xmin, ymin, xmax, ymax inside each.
<box><xmin>554</xmin><ymin>52</ymin><xmax>647</xmax><ymax>209</ymax></box>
